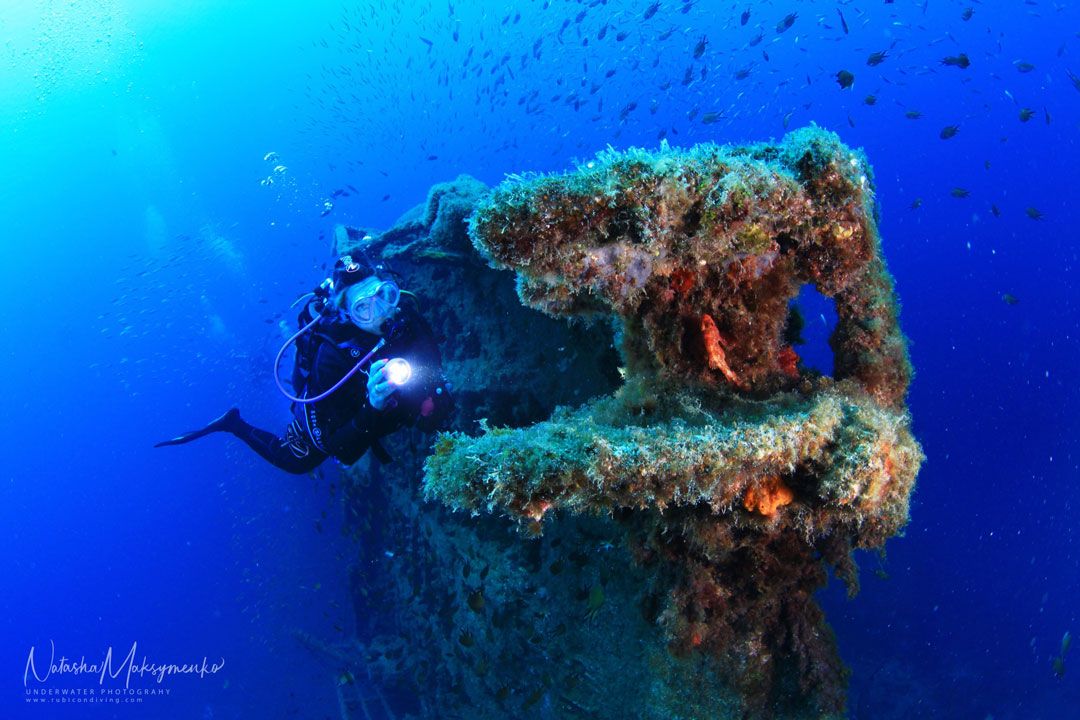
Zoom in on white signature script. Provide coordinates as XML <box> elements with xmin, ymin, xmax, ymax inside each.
<box><xmin>25</xmin><ymin>641</ymin><xmax>224</xmax><ymax>687</ymax></box>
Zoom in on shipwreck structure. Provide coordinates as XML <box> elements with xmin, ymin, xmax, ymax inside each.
<box><xmin>322</xmin><ymin>126</ymin><xmax>922</xmax><ymax>719</ymax></box>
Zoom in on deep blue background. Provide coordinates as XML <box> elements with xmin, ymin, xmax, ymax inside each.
<box><xmin>2</xmin><ymin>1</ymin><xmax>1078</xmax><ymax>718</ymax></box>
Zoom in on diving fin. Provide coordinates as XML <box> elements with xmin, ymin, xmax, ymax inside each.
<box><xmin>154</xmin><ymin>408</ymin><xmax>241</xmax><ymax>448</ymax></box>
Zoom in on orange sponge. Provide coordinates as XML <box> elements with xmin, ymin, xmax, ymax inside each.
<box><xmin>743</xmin><ymin>476</ymin><xmax>795</xmax><ymax>518</ymax></box>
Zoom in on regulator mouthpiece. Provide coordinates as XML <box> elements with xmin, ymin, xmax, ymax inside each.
<box><xmin>385</xmin><ymin>358</ymin><xmax>412</xmax><ymax>386</ymax></box>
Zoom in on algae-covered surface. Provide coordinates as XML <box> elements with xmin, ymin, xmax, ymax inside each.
<box><xmin>329</xmin><ymin>127</ymin><xmax>921</xmax><ymax>719</ymax></box>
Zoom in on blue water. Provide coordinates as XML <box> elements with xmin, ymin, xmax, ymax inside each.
<box><xmin>2</xmin><ymin>1</ymin><xmax>1078</xmax><ymax>718</ymax></box>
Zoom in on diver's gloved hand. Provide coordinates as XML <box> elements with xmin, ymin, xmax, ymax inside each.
<box><xmin>154</xmin><ymin>408</ymin><xmax>242</xmax><ymax>447</ymax></box>
<box><xmin>366</xmin><ymin>359</ymin><xmax>398</xmax><ymax>411</ymax></box>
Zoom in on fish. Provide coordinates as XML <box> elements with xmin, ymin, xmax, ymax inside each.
<box><xmin>1019</xmin><ymin>108</ymin><xmax>1035</xmax><ymax>122</ymax></box>
<box><xmin>1053</xmin><ymin>655</ymin><xmax>1066</xmax><ymax>678</ymax></box>
<box><xmin>1026</xmin><ymin>207</ymin><xmax>1043</xmax><ymax>220</ymax></box>
<box><xmin>867</xmin><ymin>51</ymin><xmax>888</xmax><ymax>66</ymax></box>
<box><xmin>1014</xmin><ymin>61</ymin><xmax>1036</xmax><ymax>73</ymax></box>
<box><xmin>1063</xmin><ymin>631</ymin><xmax>1073</xmax><ymax>656</ymax></box>
<box><xmin>864</xmin><ymin>94</ymin><xmax>877</xmax><ymax>105</ymax></box>
<box><xmin>961</xmin><ymin>7</ymin><xmax>974</xmax><ymax>20</ymax></box>
<box><xmin>941</xmin><ymin>53</ymin><xmax>971</xmax><ymax>69</ymax></box>
<box><xmin>835</xmin><ymin>70</ymin><xmax>855</xmax><ymax>89</ymax></box>
<box><xmin>701</xmin><ymin>111</ymin><xmax>722</xmax><ymax>124</ymax></box>
<box><xmin>419</xmin><ymin>36</ymin><xmax>434</xmax><ymax>49</ymax></box>
<box><xmin>740</xmin><ymin>8</ymin><xmax>750</xmax><ymax>26</ymax></box>
<box><xmin>837</xmin><ymin>10</ymin><xmax>849</xmax><ymax>34</ymax></box>
<box><xmin>643</xmin><ymin>1</ymin><xmax>661</xmax><ymax>20</ymax></box>
<box><xmin>950</xmin><ymin>187</ymin><xmax>970</xmax><ymax>198</ymax></box>
<box><xmin>905</xmin><ymin>110</ymin><xmax>922</xmax><ymax>119</ymax></box>
<box><xmin>1002</xmin><ymin>293</ymin><xmax>1019</xmax><ymax>306</ymax></box>
<box><xmin>693</xmin><ymin>35</ymin><xmax>707</xmax><ymax>59</ymax></box>
<box><xmin>991</xmin><ymin>203</ymin><xmax>1001</xmax><ymax>217</ymax></box>
<box><xmin>1068</xmin><ymin>69</ymin><xmax>1080</xmax><ymax>93</ymax></box>
<box><xmin>939</xmin><ymin>125</ymin><xmax>960</xmax><ymax>139</ymax></box>
<box><xmin>776</xmin><ymin>12</ymin><xmax>797</xmax><ymax>34</ymax></box>
<box><xmin>1044</xmin><ymin>107</ymin><xmax>1052</xmax><ymax>124</ymax></box>
<box><xmin>734</xmin><ymin>66</ymin><xmax>752</xmax><ymax>80</ymax></box>
<box><xmin>909</xmin><ymin>198</ymin><xmax>922</xmax><ymax>210</ymax></box>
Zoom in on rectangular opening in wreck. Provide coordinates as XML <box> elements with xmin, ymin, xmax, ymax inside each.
<box><xmin>790</xmin><ymin>285</ymin><xmax>838</xmax><ymax>377</ymax></box>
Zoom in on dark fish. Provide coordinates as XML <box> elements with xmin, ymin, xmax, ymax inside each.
<box><xmin>1026</xmin><ymin>207</ymin><xmax>1043</xmax><ymax>220</ymax></box>
<box><xmin>658</xmin><ymin>27</ymin><xmax>676</xmax><ymax>40</ymax></box>
<box><xmin>748</xmin><ymin>32</ymin><xmax>763</xmax><ymax>46</ymax></box>
<box><xmin>835</xmin><ymin>70</ymin><xmax>855</xmax><ymax>89</ymax></box>
<box><xmin>734</xmin><ymin>66</ymin><xmax>752</xmax><ymax>80</ymax></box>
<box><xmin>1014</xmin><ymin>61</ymin><xmax>1036</xmax><ymax>73</ymax></box>
<box><xmin>961</xmin><ymin>7</ymin><xmax>974</xmax><ymax>21</ymax></box>
<box><xmin>693</xmin><ymin>35</ymin><xmax>707</xmax><ymax>59</ymax></box>
<box><xmin>619</xmin><ymin>101</ymin><xmax>637</xmax><ymax>120</ymax></box>
<box><xmin>776</xmin><ymin>12</ymin><xmax>797</xmax><ymax>34</ymax></box>
<box><xmin>991</xmin><ymin>203</ymin><xmax>1001</xmax><ymax>217</ymax></box>
<box><xmin>909</xmin><ymin>198</ymin><xmax>922</xmax><ymax>210</ymax></box>
<box><xmin>419</xmin><ymin>36</ymin><xmax>434</xmax><ymax>48</ymax></box>
<box><xmin>740</xmin><ymin>8</ymin><xmax>750</xmax><ymax>26</ymax></box>
<box><xmin>427</xmin><ymin>155</ymin><xmax>438</xmax><ymax>160</ymax></box>
<box><xmin>950</xmin><ymin>187</ymin><xmax>970</xmax><ymax>198</ymax></box>
<box><xmin>616</xmin><ymin>30</ymin><xmax>629</xmax><ymax>41</ymax></box>
<box><xmin>1044</xmin><ymin>107</ymin><xmax>1052</xmax><ymax>124</ymax></box>
<box><xmin>837</xmin><ymin>9</ymin><xmax>848</xmax><ymax>34</ymax></box>
<box><xmin>381</xmin><ymin>194</ymin><xmax>390</xmax><ymax>201</ymax></box>
<box><xmin>1001</xmin><ymin>293</ymin><xmax>1019</xmax><ymax>306</ymax></box>
<box><xmin>867</xmin><ymin>51</ymin><xmax>888</xmax><ymax>66</ymax></box>
<box><xmin>1019</xmin><ymin>108</ymin><xmax>1035</xmax><ymax>122</ymax></box>
<box><xmin>681</xmin><ymin>0</ymin><xmax>693</xmax><ymax>13</ymax></box>
<box><xmin>701</xmin><ymin>111</ymin><xmax>722</xmax><ymax>124</ymax></box>
<box><xmin>1068</xmin><ymin>69</ymin><xmax>1080</xmax><ymax>93</ymax></box>
<box><xmin>864</xmin><ymin>94</ymin><xmax>877</xmax><ymax>105</ymax></box>
<box><xmin>643</xmin><ymin>1</ymin><xmax>661</xmax><ymax>20</ymax></box>
<box><xmin>905</xmin><ymin>110</ymin><xmax>922</xmax><ymax>119</ymax></box>
<box><xmin>941</xmin><ymin>53</ymin><xmax>971</xmax><ymax>69</ymax></box>
<box><xmin>939</xmin><ymin>124</ymin><xmax>960</xmax><ymax>139</ymax></box>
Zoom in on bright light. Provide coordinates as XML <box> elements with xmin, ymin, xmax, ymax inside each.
<box><xmin>385</xmin><ymin>358</ymin><xmax>412</xmax><ymax>386</ymax></box>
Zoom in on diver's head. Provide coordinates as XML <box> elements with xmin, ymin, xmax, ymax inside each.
<box><xmin>331</xmin><ymin>251</ymin><xmax>403</xmax><ymax>335</ymax></box>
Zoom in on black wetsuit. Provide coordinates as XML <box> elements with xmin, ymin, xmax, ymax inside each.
<box><xmin>158</xmin><ymin>300</ymin><xmax>455</xmax><ymax>473</ymax></box>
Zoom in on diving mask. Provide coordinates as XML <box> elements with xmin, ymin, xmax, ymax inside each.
<box><xmin>346</xmin><ymin>277</ymin><xmax>400</xmax><ymax>327</ymax></box>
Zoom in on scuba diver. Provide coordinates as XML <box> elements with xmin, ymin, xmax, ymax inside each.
<box><xmin>155</xmin><ymin>247</ymin><xmax>454</xmax><ymax>473</ymax></box>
